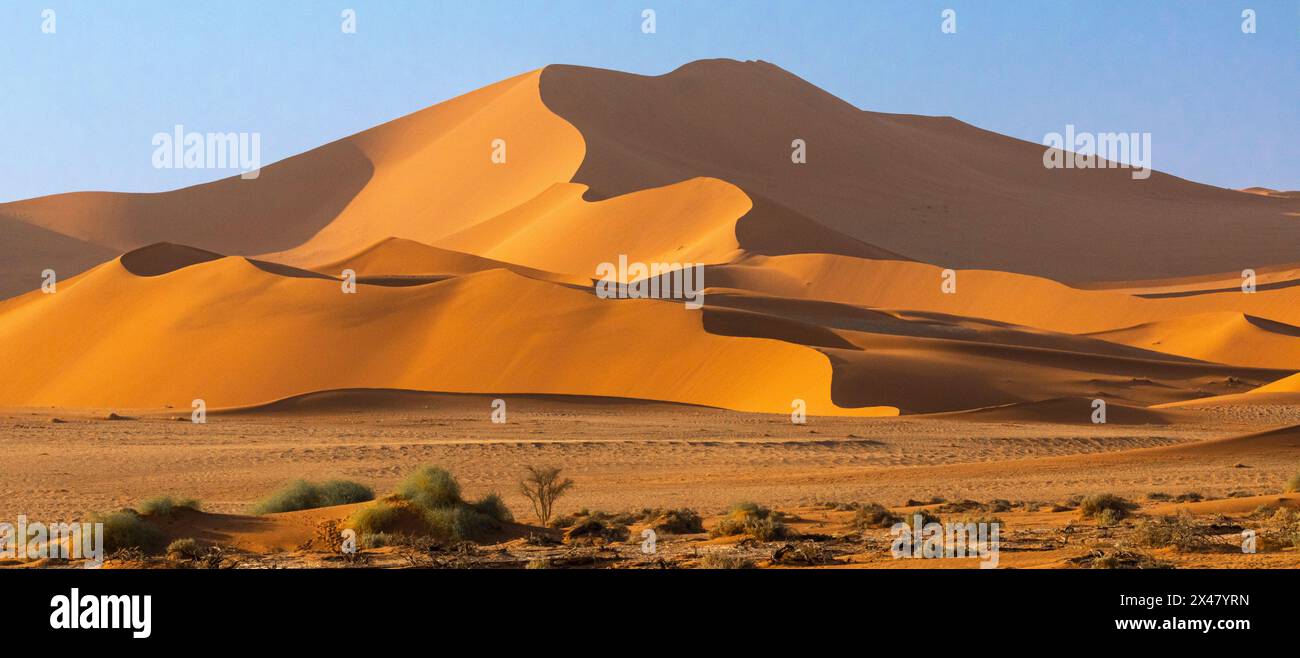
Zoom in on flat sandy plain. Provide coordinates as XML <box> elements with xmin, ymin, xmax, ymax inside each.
<box><xmin>3</xmin><ymin>391</ymin><xmax>1299</xmax><ymax>569</ymax></box>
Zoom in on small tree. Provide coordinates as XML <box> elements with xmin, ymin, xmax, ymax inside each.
<box><xmin>519</xmin><ymin>465</ymin><xmax>574</xmax><ymax>526</ymax></box>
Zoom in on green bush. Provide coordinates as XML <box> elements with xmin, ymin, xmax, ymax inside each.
<box><xmin>710</xmin><ymin>502</ymin><xmax>791</xmax><ymax>541</ymax></box>
<box><xmin>852</xmin><ymin>503</ymin><xmax>901</xmax><ymax>530</ymax></box>
<box><xmin>348</xmin><ymin>502</ymin><xmax>418</xmax><ymax>536</ymax></box>
<box><xmin>470</xmin><ymin>493</ymin><xmax>514</xmax><ymax>524</ymax></box>
<box><xmin>138</xmin><ymin>496</ymin><xmax>201</xmax><ymax>517</ymax></box>
<box><xmin>424</xmin><ymin>505</ymin><xmax>501</xmax><ymax>542</ymax></box>
<box><xmin>252</xmin><ymin>479</ymin><xmax>374</xmax><ymax>514</ymax></box>
<box><xmin>1079</xmin><ymin>494</ymin><xmax>1137</xmax><ymax>521</ymax></box>
<box><xmin>1286</xmin><ymin>471</ymin><xmax>1300</xmax><ymax>493</ymax></box>
<box><xmin>400</xmin><ymin>466</ymin><xmax>462</xmax><ymax>509</ymax></box>
<box><xmin>347</xmin><ymin>466</ymin><xmax>510</xmax><ymax>543</ymax></box>
<box><xmin>94</xmin><ymin>510</ymin><xmax>165</xmax><ymax>554</ymax></box>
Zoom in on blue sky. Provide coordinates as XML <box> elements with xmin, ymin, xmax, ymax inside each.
<box><xmin>0</xmin><ymin>0</ymin><xmax>1296</xmax><ymax>201</ymax></box>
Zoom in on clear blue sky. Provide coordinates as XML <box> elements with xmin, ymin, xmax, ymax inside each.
<box><xmin>0</xmin><ymin>0</ymin><xmax>1296</xmax><ymax>202</ymax></box>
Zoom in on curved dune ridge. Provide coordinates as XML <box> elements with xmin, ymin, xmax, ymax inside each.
<box><xmin>1084</xmin><ymin>313</ymin><xmax>1300</xmax><ymax>369</ymax></box>
<box><xmin>0</xmin><ymin>245</ymin><xmax>895</xmax><ymax>415</ymax></box>
<box><xmin>1</xmin><ymin>60</ymin><xmax>1298</xmax><ymax>414</ymax></box>
<box><xmin>538</xmin><ymin>59</ymin><xmax>1300</xmax><ymax>282</ymax></box>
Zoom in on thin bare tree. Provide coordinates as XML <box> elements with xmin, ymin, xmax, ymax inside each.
<box><xmin>519</xmin><ymin>465</ymin><xmax>574</xmax><ymax>526</ymax></box>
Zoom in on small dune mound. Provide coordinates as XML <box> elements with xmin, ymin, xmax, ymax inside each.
<box><xmin>119</xmin><ymin>242</ymin><xmax>224</xmax><ymax>276</ymax></box>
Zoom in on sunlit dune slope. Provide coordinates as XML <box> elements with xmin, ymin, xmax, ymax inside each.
<box><xmin>0</xmin><ymin>244</ymin><xmax>893</xmax><ymax>416</ymax></box>
<box><xmin>0</xmin><ymin>69</ymin><xmax>586</xmax><ymax>271</ymax></box>
<box><xmin>710</xmin><ymin>254</ymin><xmax>1300</xmax><ymax>347</ymax></box>
<box><xmin>0</xmin><ymin>139</ymin><xmax>373</xmax><ymax>255</ymax></box>
<box><xmin>436</xmin><ymin>178</ymin><xmax>748</xmax><ymax>277</ymax></box>
<box><xmin>1084</xmin><ymin>313</ymin><xmax>1300</xmax><ymax>369</ymax></box>
<box><xmin>314</xmin><ymin>237</ymin><xmax>584</xmax><ymax>286</ymax></box>
<box><xmin>540</xmin><ymin>59</ymin><xmax>1300</xmax><ymax>281</ymax></box>
<box><xmin>1254</xmin><ymin>372</ymin><xmax>1300</xmax><ymax>394</ymax></box>
<box><xmin>699</xmin><ymin>291</ymin><xmax>1283</xmax><ymax>413</ymax></box>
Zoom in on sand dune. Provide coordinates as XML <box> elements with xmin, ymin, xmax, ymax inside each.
<box><xmin>0</xmin><ymin>244</ymin><xmax>894</xmax><ymax>416</ymax></box>
<box><xmin>540</xmin><ymin>59</ymin><xmax>1300</xmax><ymax>282</ymax></box>
<box><xmin>1084</xmin><ymin>313</ymin><xmax>1300</xmax><ymax>369</ymax></box>
<box><xmin>0</xmin><ymin>69</ymin><xmax>585</xmax><ymax>276</ymax></box>
<box><xmin>710</xmin><ymin>254</ymin><xmax>1300</xmax><ymax>341</ymax></box>
<box><xmin>314</xmin><ymin>236</ymin><xmax>583</xmax><ymax>286</ymax></box>
<box><xmin>0</xmin><ymin>216</ymin><xmax>118</xmax><ymax>299</ymax></box>
<box><xmin>435</xmin><ymin>178</ymin><xmax>748</xmax><ymax>277</ymax></box>
<box><xmin>1</xmin><ymin>59</ymin><xmax>1297</xmax><ymax>420</ymax></box>
<box><xmin>1254</xmin><ymin>372</ymin><xmax>1300</xmax><ymax>393</ymax></box>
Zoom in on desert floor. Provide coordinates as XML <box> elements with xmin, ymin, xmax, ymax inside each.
<box><xmin>3</xmin><ymin>391</ymin><xmax>1298</xmax><ymax>569</ymax></box>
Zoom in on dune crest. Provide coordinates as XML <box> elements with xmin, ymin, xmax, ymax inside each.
<box><xmin>0</xmin><ymin>252</ymin><xmax>895</xmax><ymax>416</ymax></box>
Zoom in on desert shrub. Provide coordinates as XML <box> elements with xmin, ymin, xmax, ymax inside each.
<box><xmin>1079</xmin><ymin>494</ymin><xmax>1137</xmax><ymax>521</ymax></box>
<box><xmin>348</xmin><ymin>502</ymin><xmax>418</xmax><ymax>536</ymax></box>
<box><xmin>651</xmin><ymin>508</ymin><xmax>705</xmax><ymax>535</ymax></box>
<box><xmin>400</xmin><ymin>466</ymin><xmax>462</xmax><ymax>510</ymax></box>
<box><xmin>745</xmin><ymin>516</ymin><xmax>788</xmax><ymax>541</ymax></box>
<box><xmin>937</xmin><ymin>499</ymin><xmax>982</xmax><ymax>513</ymax></box>
<box><xmin>1080</xmin><ymin>548</ymin><xmax>1171</xmax><ymax>569</ymax></box>
<box><xmin>985</xmin><ymin>499</ymin><xmax>1013</xmax><ymax>513</ymax></box>
<box><xmin>425</xmin><ymin>505</ymin><xmax>502</xmax><ymax>543</ymax></box>
<box><xmin>1286</xmin><ymin>470</ymin><xmax>1300</xmax><ymax>493</ymax></box>
<box><xmin>1132</xmin><ymin>512</ymin><xmax>1206</xmax><ymax>551</ymax></box>
<box><xmin>470</xmin><ymin>493</ymin><xmax>513</xmax><ymax>524</ymax></box>
<box><xmin>1257</xmin><ymin>507</ymin><xmax>1300</xmax><ymax>550</ymax></box>
<box><xmin>165</xmin><ymin>538</ymin><xmax>203</xmax><ymax>560</ymax></box>
<box><xmin>698</xmin><ymin>551</ymin><xmax>755</xmax><ymax>569</ymax></box>
<box><xmin>94</xmin><ymin>510</ymin><xmax>165</xmax><ymax>554</ymax></box>
<box><xmin>353</xmin><ymin>466</ymin><xmax>510</xmax><ymax>542</ymax></box>
<box><xmin>548</xmin><ymin>514</ymin><xmax>577</xmax><ymax>529</ymax></box>
<box><xmin>519</xmin><ymin>465</ymin><xmax>575</xmax><ymax>526</ymax></box>
<box><xmin>1146</xmin><ymin>492</ymin><xmax>1171</xmax><ymax>502</ymax></box>
<box><xmin>852</xmin><ymin>503</ymin><xmax>901</xmax><ymax>530</ymax></box>
<box><xmin>360</xmin><ymin>532</ymin><xmax>401</xmax><ymax>549</ymax></box>
<box><xmin>1172</xmin><ymin>492</ymin><xmax>1204</xmax><ymax>503</ymax></box>
<box><xmin>138</xmin><ymin>496</ymin><xmax>201</xmax><ymax>517</ymax></box>
<box><xmin>1097</xmin><ymin>508</ymin><xmax>1124</xmax><ymax>527</ymax></box>
<box><xmin>252</xmin><ymin>479</ymin><xmax>374</xmax><ymax>514</ymax></box>
<box><xmin>563</xmin><ymin>516</ymin><xmax>630</xmax><ymax>545</ymax></box>
<box><xmin>895</xmin><ymin>509</ymin><xmax>941</xmax><ymax>529</ymax></box>
<box><xmin>710</xmin><ymin>502</ymin><xmax>791</xmax><ymax>541</ymax></box>
<box><xmin>961</xmin><ymin>515</ymin><xmax>1005</xmax><ymax>528</ymax></box>
<box><xmin>905</xmin><ymin>496</ymin><xmax>946</xmax><ymax>506</ymax></box>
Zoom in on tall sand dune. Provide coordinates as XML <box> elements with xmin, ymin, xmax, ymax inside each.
<box><xmin>539</xmin><ymin>59</ymin><xmax>1300</xmax><ymax>282</ymax></box>
<box><xmin>0</xmin><ymin>244</ymin><xmax>894</xmax><ymax>416</ymax></box>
